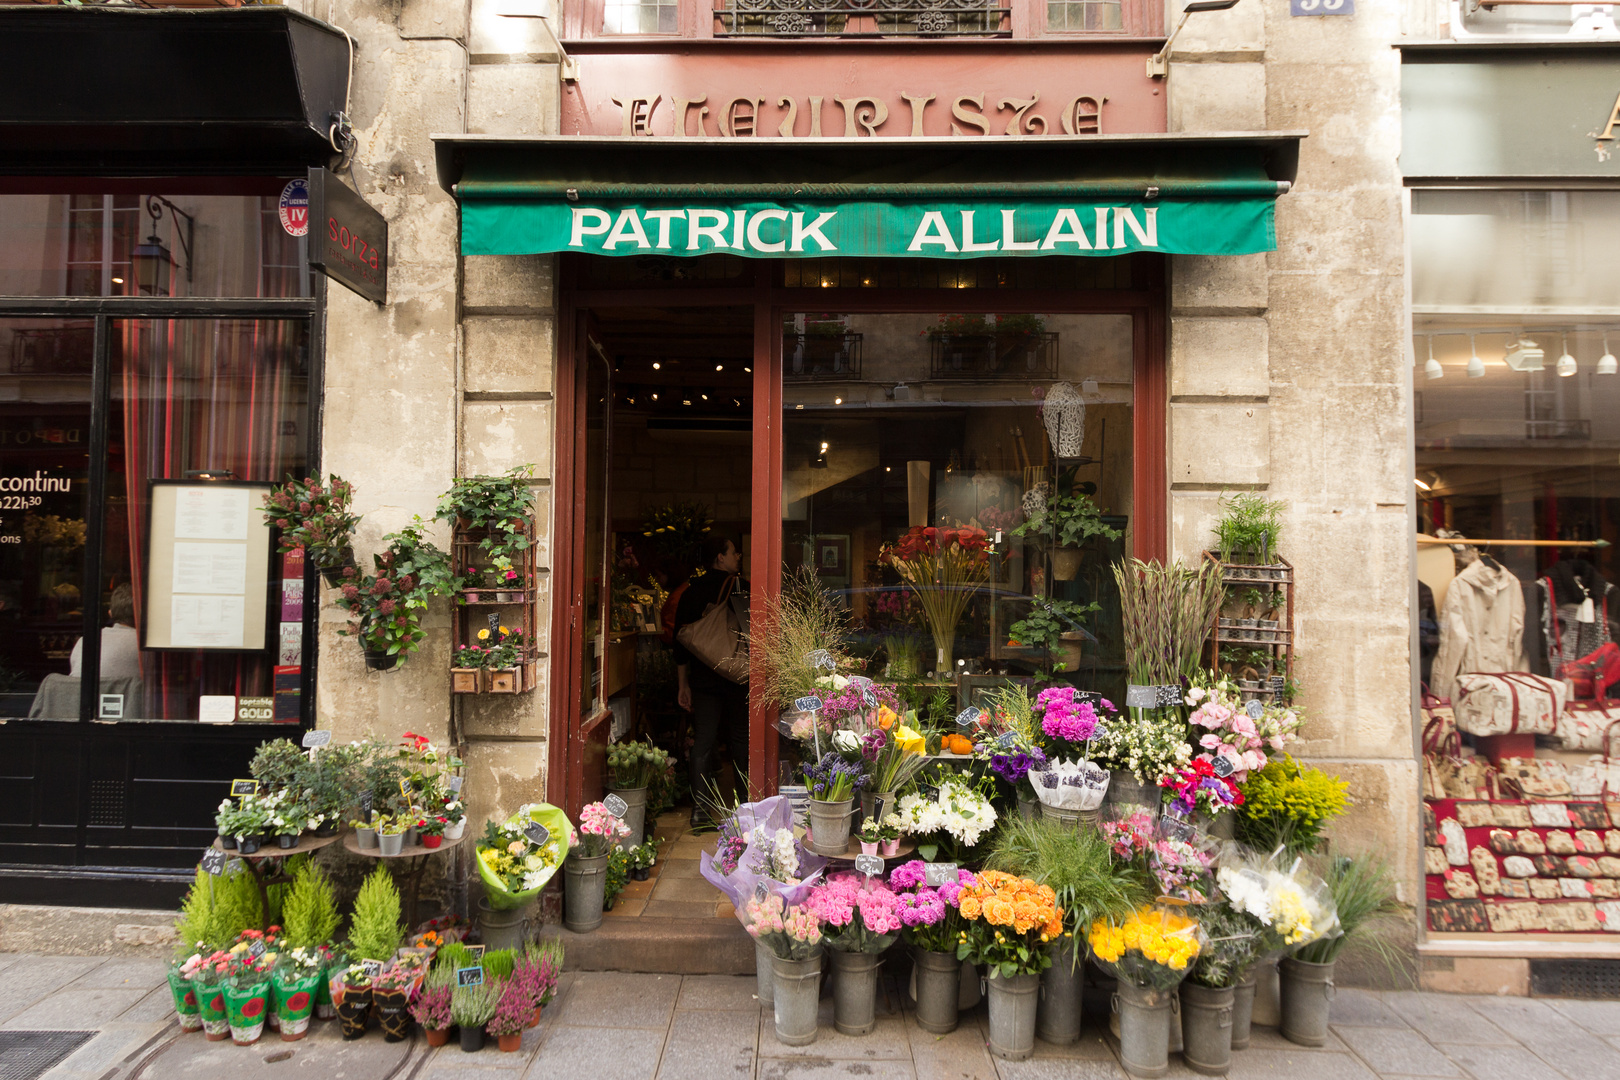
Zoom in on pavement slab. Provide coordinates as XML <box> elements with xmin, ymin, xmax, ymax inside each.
<box><xmin>1218</xmin><ymin>1048</ymin><xmax>1381</xmax><ymax>1080</ymax></box>
<box><xmin>677</xmin><ymin>975</ymin><xmax>766</xmax><ymax>1012</ymax></box>
<box><xmin>905</xmin><ymin>1021</ymin><xmax>999</xmax><ymax>1080</ymax></box>
<box><xmin>658</xmin><ymin>1008</ymin><xmax>759</xmax><ymax>1080</ymax></box>
<box><xmin>756</xmin><ymin>1059</ymin><xmax>917</xmax><ymax>1080</ymax></box>
<box><xmin>128</xmin><ymin>1022</ymin><xmax>418</xmax><ymax>1079</ymax></box>
<box><xmin>67</xmin><ymin>958</ymin><xmax>170</xmax><ymax>991</ymax></box>
<box><xmin>38</xmin><ymin>1021</ymin><xmax>173</xmax><ymax>1079</ymax></box>
<box><xmin>1433</xmin><ymin>1040</ymin><xmax>1569</xmax><ymax>1080</ymax></box>
<box><xmin>1328</xmin><ymin>990</ymin><xmax>1411</xmax><ymax>1029</ymax></box>
<box><xmin>521</xmin><ymin>1023</ymin><xmax>668</xmax><ymax>1080</ymax></box>
<box><xmin>990</xmin><ymin>1058</ymin><xmax>1127</xmax><ymax>1080</ymax></box>
<box><xmin>1379</xmin><ymin>991</ymin><xmax>1519</xmax><ymax>1046</ymax></box>
<box><xmin>553</xmin><ymin>971</ymin><xmax>681</xmax><ymax>1029</ymax></box>
<box><xmin>1330</xmin><ymin>1026</ymin><xmax>1464</xmax><ymax>1078</ymax></box>
<box><xmin>1543</xmin><ymin>996</ymin><xmax>1620</xmax><ymax>1036</ymax></box>
<box><xmin>2</xmin><ymin>988</ymin><xmax>152</xmax><ymax>1030</ymax></box>
<box><xmin>757</xmin><ymin>1001</ymin><xmax>912</xmax><ymax>1060</ymax></box>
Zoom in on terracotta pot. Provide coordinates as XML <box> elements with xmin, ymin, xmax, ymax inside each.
<box><xmin>497</xmin><ymin>1031</ymin><xmax>523</xmax><ymax>1052</ymax></box>
<box><xmin>529</xmin><ymin>1006</ymin><xmax>542</xmax><ymax>1028</ymax></box>
<box><xmin>424</xmin><ymin>1026</ymin><xmax>450</xmax><ymax>1047</ymax></box>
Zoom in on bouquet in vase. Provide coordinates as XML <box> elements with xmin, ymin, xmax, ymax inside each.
<box><xmin>1149</xmin><ymin>811</ymin><xmax>1219</xmax><ymax>904</ymax></box>
<box><xmin>879</xmin><ymin>525</ymin><xmax>992</xmax><ymax>671</ymax></box>
<box><xmin>475</xmin><ymin>802</ymin><xmax>572</xmax><ymax>910</ymax></box>
<box><xmin>893</xmin><ymin>774</ymin><xmax>998</xmax><ymax>862</ymax></box>
<box><xmin>887</xmin><ymin>860</ymin><xmax>979</xmax><ymax>954</ymax></box>
<box><xmin>1184</xmin><ymin>678</ymin><xmax>1301</xmax><ymax>785</ymax></box>
<box><xmin>570</xmin><ymin>801</ymin><xmax>632</xmax><ymax>858</ymax></box>
<box><xmin>743</xmin><ymin>893</ymin><xmax>825</xmax><ymax>960</ymax></box>
<box><xmin>954</xmin><ymin>870</ymin><xmax>1066</xmax><ymax>978</ymax></box>
<box><xmin>1214</xmin><ymin>845</ymin><xmax>1340</xmax><ymax>954</ymax></box>
<box><xmin>806</xmin><ymin>872</ymin><xmax>903</xmax><ymax>954</ymax></box>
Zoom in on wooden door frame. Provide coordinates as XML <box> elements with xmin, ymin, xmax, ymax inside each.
<box><xmin>549</xmin><ymin>256</ymin><xmax>1167</xmax><ymax>814</ymax></box>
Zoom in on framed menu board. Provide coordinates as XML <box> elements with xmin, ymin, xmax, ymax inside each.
<box><xmin>141</xmin><ymin>481</ymin><xmax>275</xmax><ymax>651</ymax></box>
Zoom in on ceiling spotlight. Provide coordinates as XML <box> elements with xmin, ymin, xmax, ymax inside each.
<box><xmin>1503</xmin><ymin>336</ymin><xmax>1545</xmax><ymax>372</ymax></box>
<box><xmin>1467</xmin><ymin>334</ymin><xmax>1485</xmax><ymax>378</ymax></box>
<box><xmin>701</xmin><ymin>393</ymin><xmax>708</xmax><ymax>400</ymax></box>
<box><xmin>1423</xmin><ymin>336</ymin><xmax>1443</xmax><ymax>380</ymax></box>
<box><xmin>1557</xmin><ymin>334</ymin><xmax>1577</xmax><ymax>377</ymax></box>
<box><xmin>111</xmin><ymin>276</ymin><xmax>124</xmax><ymax>285</ymax></box>
<box><xmin>682</xmin><ymin>399</ymin><xmax>691</xmax><ymax>406</ymax></box>
<box><xmin>1600</xmin><ymin>333</ymin><xmax>1618</xmax><ymax>375</ymax></box>
<box><xmin>716</xmin><ymin>364</ymin><xmax>724</xmax><ymax>372</ymax></box>
<box><xmin>651</xmin><ymin>393</ymin><xmax>658</xmax><ymax>401</ymax></box>
<box><xmin>834</xmin><ymin>397</ymin><xmax>843</xmax><ymax>405</ymax></box>
<box><xmin>744</xmin><ymin>366</ymin><xmax>752</xmax><ymax>373</ymax></box>
<box><xmin>652</xmin><ymin>361</ymin><xmax>661</xmax><ymax>370</ymax></box>
<box><xmin>1414</xmin><ymin>477</ymin><xmax>1432</xmax><ymax>491</ymax></box>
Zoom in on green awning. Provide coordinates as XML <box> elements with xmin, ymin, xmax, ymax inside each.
<box><xmin>434</xmin><ymin>133</ymin><xmax>1302</xmax><ymax>261</ymax></box>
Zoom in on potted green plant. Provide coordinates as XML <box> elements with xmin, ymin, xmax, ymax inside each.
<box><xmin>605</xmin><ymin>738</ymin><xmax>670</xmax><ymax>849</ymax></box>
<box><xmin>1212</xmin><ymin>491</ymin><xmax>1285</xmax><ymax>565</ymax></box>
<box><xmin>1007</xmin><ymin>597</ymin><xmax>1098</xmax><ymax>675</ymax></box>
<box><xmin>334</xmin><ymin>518</ymin><xmax>454</xmax><ymax>671</ymax></box>
<box><xmin>628</xmin><ymin>836</ymin><xmax>658</xmax><ymax>881</ymax></box>
<box><xmin>376</xmin><ymin>813</ymin><xmax>408</xmax><ymax>856</ymax></box>
<box><xmin>857</xmin><ymin>817</ymin><xmax>882</xmax><ymax>856</ymax></box>
<box><xmin>249</xmin><ymin>738</ymin><xmax>305</xmax><ymax>792</ymax></box>
<box><xmin>1013</xmin><ymin>490</ymin><xmax>1122</xmax><ymax>581</ymax></box>
<box><xmin>347</xmin><ymin>865</ymin><xmax>404</xmax><ymax>965</ymax></box>
<box><xmin>417</xmin><ymin>814</ymin><xmax>448</xmax><ymax>849</ymax></box>
<box><xmin>451</xmin><ymin>980</ymin><xmax>499</xmax><ymax>1052</ymax></box>
<box><xmin>486</xmin><ymin>977</ymin><xmax>532</xmax><ymax>1052</ymax></box>
<box><xmin>436</xmin><ymin>465</ymin><xmax>536</xmax><ymax>564</ymax></box>
<box><xmin>260</xmin><ymin>475</ymin><xmax>361</xmax><ymax>588</ymax></box>
<box><xmin>351</xmin><ymin>812</ymin><xmax>380</xmax><ymax>849</ymax></box>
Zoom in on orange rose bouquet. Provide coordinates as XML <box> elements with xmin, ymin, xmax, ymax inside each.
<box><xmin>953</xmin><ymin>870</ymin><xmax>1065</xmax><ymax>978</ymax></box>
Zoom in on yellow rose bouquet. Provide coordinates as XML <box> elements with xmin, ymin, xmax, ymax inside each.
<box><xmin>953</xmin><ymin>870</ymin><xmax>1066</xmax><ymax>978</ymax></box>
<box><xmin>1087</xmin><ymin>905</ymin><xmax>1204</xmax><ymax>991</ymax></box>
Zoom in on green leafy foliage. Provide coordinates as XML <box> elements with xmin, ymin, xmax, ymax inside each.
<box><xmin>1012</xmin><ymin>491</ymin><xmax>1123</xmax><ymax>550</ymax></box>
<box><xmin>174</xmin><ymin>862</ymin><xmax>266</xmax><ymax>956</ymax></box>
<box><xmin>607</xmin><ymin>738</ymin><xmax>672</xmax><ymax>790</ymax></box>
<box><xmin>603</xmin><ymin>848</ymin><xmax>631</xmax><ymax>910</ymax></box>
<box><xmin>347</xmin><ymin>865</ymin><xmax>403</xmax><ymax>962</ymax></box>
<box><xmin>482</xmin><ymin>948</ymin><xmax>518</xmax><ymax>981</ymax></box>
<box><xmin>281</xmin><ymin>860</ymin><xmax>341</xmax><ymax>948</ymax></box>
<box><xmin>436</xmin><ymin>465</ymin><xmax>537</xmax><ymax>562</ymax></box>
<box><xmin>1293</xmin><ymin>853</ymin><xmax>1406</xmax><ymax>970</ymax></box>
<box><xmin>260</xmin><ymin>474</ymin><xmax>360</xmax><ymax>561</ymax></box>
<box><xmin>1236</xmin><ymin>756</ymin><xmax>1350</xmax><ymax>857</ymax></box>
<box><xmin>449</xmin><ymin>980</ymin><xmax>500</xmax><ymax>1027</ymax></box>
<box><xmin>1214</xmin><ymin>492</ymin><xmax>1286</xmax><ymax>563</ymax></box>
<box><xmin>334</xmin><ymin>518</ymin><xmax>454</xmax><ymax>660</ymax></box>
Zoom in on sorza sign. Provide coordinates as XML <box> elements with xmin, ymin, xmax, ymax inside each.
<box><xmin>462</xmin><ymin>198</ymin><xmax>1278</xmax><ymax>260</ymax></box>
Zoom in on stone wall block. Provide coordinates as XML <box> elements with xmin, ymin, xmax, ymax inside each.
<box><xmin>470</xmin><ymin>0</ymin><xmax>557</xmax><ymax>57</ymax></box>
<box><xmin>463</xmin><ymin>742</ymin><xmax>551</xmax><ymax>842</ymax></box>
<box><xmin>1172</xmin><ymin>0</ymin><xmax>1264</xmax><ymax>53</ymax></box>
<box><xmin>463</xmin><ymin>400</ymin><xmax>555</xmax><ymax>478</ymax></box>
<box><xmin>1266</xmin><ymin>272</ymin><xmax>1406</xmax><ymax>390</ymax></box>
<box><xmin>1169</xmin><ymin>492</ymin><xmax>1224</xmax><ymax>565</ymax></box>
<box><xmin>1169</xmin><ymin>402</ymin><xmax>1271</xmax><ymax>487</ymax></box>
<box><xmin>399</xmin><ymin>0</ymin><xmax>468</xmax><ymax>39</ymax></box>
<box><xmin>1167</xmin><ymin>60</ymin><xmax>1266</xmax><ymax>134</ymax></box>
<box><xmin>1169</xmin><ymin>316</ymin><xmax>1269</xmax><ymax>398</ymax></box>
<box><xmin>1170</xmin><ymin>252</ymin><xmax>1268</xmax><ymax>313</ymax></box>
<box><xmin>464</xmin><ymin>254</ymin><xmax>556</xmax><ymax>310</ymax></box>
<box><xmin>470</xmin><ymin>62</ymin><xmax>561</xmax><ymax>136</ymax></box>
<box><xmin>464</xmin><ymin>315</ymin><xmax>556</xmax><ymax>394</ymax></box>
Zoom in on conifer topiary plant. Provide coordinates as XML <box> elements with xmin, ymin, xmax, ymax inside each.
<box><xmin>281</xmin><ymin>860</ymin><xmax>342</xmax><ymax>948</ymax></box>
<box><xmin>347</xmin><ymin>865</ymin><xmax>404</xmax><ymax>961</ymax></box>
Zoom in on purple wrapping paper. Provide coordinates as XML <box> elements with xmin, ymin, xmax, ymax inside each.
<box><xmin>699</xmin><ymin>795</ymin><xmax>829</xmax><ymax>913</ymax></box>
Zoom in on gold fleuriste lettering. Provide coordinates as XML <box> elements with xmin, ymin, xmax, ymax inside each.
<box><xmin>837</xmin><ymin>96</ymin><xmax>889</xmax><ymax>136</ymax></box>
<box><xmin>997</xmin><ymin>95</ymin><xmax>1042</xmax><ymax>137</ymax></box>
<box><xmin>722</xmin><ymin>97</ymin><xmax>765</xmax><ymax>137</ymax></box>
<box><xmin>951</xmin><ymin>95</ymin><xmax>991</xmax><ymax>136</ymax></box>
<box><xmin>902</xmin><ymin>93</ymin><xmax>935</xmax><ymax>138</ymax></box>
<box><xmin>777</xmin><ymin>97</ymin><xmax>799</xmax><ymax>138</ymax></box>
<box><xmin>674</xmin><ymin>96</ymin><xmax>709</xmax><ymax>137</ymax></box>
<box><xmin>809</xmin><ymin>96</ymin><xmax>824</xmax><ymax>138</ymax></box>
<box><xmin>611</xmin><ymin>95</ymin><xmax>662</xmax><ymax>136</ymax></box>
<box><xmin>1061</xmin><ymin>95</ymin><xmax>1105</xmax><ymax>135</ymax></box>
<box><xmin>1598</xmin><ymin>91</ymin><xmax>1620</xmax><ymax>140</ymax></box>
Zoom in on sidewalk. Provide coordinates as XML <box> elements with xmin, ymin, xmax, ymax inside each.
<box><xmin>3</xmin><ymin>951</ymin><xmax>1618</xmax><ymax>1080</ymax></box>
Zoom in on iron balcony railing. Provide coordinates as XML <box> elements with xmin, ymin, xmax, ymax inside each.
<box><xmin>714</xmin><ymin>0</ymin><xmax>1010</xmax><ymax>37</ymax></box>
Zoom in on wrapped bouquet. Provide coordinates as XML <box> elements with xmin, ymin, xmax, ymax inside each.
<box><xmin>1088</xmin><ymin>905</ymin><xmax>1204</xmax><ymax>991</ymax></box>
<box><xmin>700</xmin><ymin>795</ymin><xmax>828</xmax><ymax>909</ymax></box>
<box><xmin>1215</xmin><ymin>845</ymin><xmax>1340</xmax><ymax>954</ymax></box>
<box><xmin>476</xmin><ymin>803</ymin><xmax>572</xmax><ymax>911</ymax></box>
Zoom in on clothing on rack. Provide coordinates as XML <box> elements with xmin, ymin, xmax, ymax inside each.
<box><xmin>1431</xmin><ymin>556</ymin><xmax>1527</xmax><ymax>701</ymax></box>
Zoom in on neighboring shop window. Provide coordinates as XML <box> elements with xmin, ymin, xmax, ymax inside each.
<box><xmin>780</xmin><ymin>310</ymin><xmax>1133</xmax><ymax>743</ymax></box>
<box><xmin>1412</xmin><ymin>189</ymin><xmax>1620</xmax><ymax>935</ymax></box>
<box><xmin>604</xmin><ymin>0</ymin><xmax>679</xmax><ymax>33</ymax></box>
<box><xmin>1047</xmin><ymin>0</ymin><xmax>1122</xmax><ymax>32</ymax></box>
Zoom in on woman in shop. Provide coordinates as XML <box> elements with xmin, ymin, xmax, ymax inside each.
<box><xmin>673</xmin><ymin>535</ymin><xmax>748</xmax><ymax>828</ymax></box>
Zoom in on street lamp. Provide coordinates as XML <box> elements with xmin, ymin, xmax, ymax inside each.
<box><xmin>131</xmin><ymin>195</ymin><xmax>194</xmax><ymax>297</ymax></box>
<box><xmin>1147</xmin><ymin>0</ymin><xmax>1241</xmax><ymax>79</ymax></box>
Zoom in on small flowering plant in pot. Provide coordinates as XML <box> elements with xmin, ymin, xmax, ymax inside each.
<box><xmin>334</xmin><ymin>518</ymin><xmax>454</xmax><ymax>670</ymax></box>
<box><xmin>260</xmin><ymin>474</ymin><xmax>361</xmax><ymax>585</ymax></box>
<box><xmin>857</xmin><ymin>818</ymin><xmax>882</xmax><ymax>854</ymax></box>
<box><xmin>220</xmin><ymin>947</ymin><xmax>277</xmax><ymax>1046</ymax></box>
<box><xmin>486</xmin><ymin>977</ymin><xmax>533</xmax><ymax>1051</ymax></box>
<box><xmin>417</xmin><ymin>815</ymin><xmax>449</xmax><ymax>849</ymax></box>
<box><xmin>436</xmin><ymin>465</ymin><xmax>536</xmax><ymax>562</ymax></box>
<box><xmin>410</xmin><ymin>967</ymin><xmax>454</xmax><ymax>1046</ymax></box>
<box><xmin>270</xmin><ymin>947</ymin><xmax>325</xmax><ymax>1041</ymax></box>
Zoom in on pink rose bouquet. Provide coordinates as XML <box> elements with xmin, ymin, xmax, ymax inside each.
<box><xmin>806</xmin><ymin>872</ymin><xmax>903</xmax><ymax>954</ymax></box>
<box><xmin>744</xmin><ymin>892</ymin><xmax>824</xmax><ymax>960</ymax></box>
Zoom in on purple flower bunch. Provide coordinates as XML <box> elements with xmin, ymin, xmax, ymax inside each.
<box><xmin>819</xmin><ymin>682</ymin><xmax>902</xmax><ymax>724</ymax></box>
<box><xmin>1036</xmin><ymin>687</ymin><xmax>1115</xmax><ymax>759</ymax></box>
<box><xmin>861</xmin><ymin>728</ymin><xmax>888</xmax><ymax>761</ymax></box>
<box><xmin>804</xmin><ymin>751</ymin><xmax>868</xmax><ymax>802</ymax></box>
<box><xmin>989</xmin><ymin>745</ymin><xmax>1048</xmax><ymax>788</ymax></box>
<box><xmin>711</xmin><ymin>825</ymin><xmax>749</xmax><ymax>877</ymax></box>
<box><xmin>887</xmin><ymin>859</ymin><xmax>978</xmax><ymax>952</ymax></box>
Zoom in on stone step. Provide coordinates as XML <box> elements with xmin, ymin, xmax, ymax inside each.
<box><xmin>538</xmin><ymin>917</ymin><xmax>757</xmax><ymax>975</ymax></box>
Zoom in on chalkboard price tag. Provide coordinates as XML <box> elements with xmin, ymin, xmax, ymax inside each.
<box><xmin>862</xmin><ymin>689</ymin><xmax>878</xmax><ymax>708</ymax></box>
<box><xmin>1155</xmin><ymin>684</ymin><xmax>1183</xmax><ymax>708</ymax></box>
<box><xmin>603</xmin><ymin>793</ymin><xmax>629</xmax><ymax>818</ymax></box>
<box><xmin>361</xmin><ymin>958</ymin><xmax>386</xmax><ymax>978</ymax></box>
<box><xmin>924</xmin><ymin>862</ymin><xmax>959</xmax><ymax>887</ymax></box>
<box><xmin>201</xmin><ymin>847</ymin><xmax>228</xmax><ymax>875</ymax></box>
<box><xmin>524</xmin><ymin>821</ymin><xmax>552</xmax><ymax>848</ymax></box>
<box><xmin>449</xmin><ymin>775</ymin><xmax>464</xmax><ymax>794</ymax></box>
<box><xmin>399</xmin><ymin>778</ymin><xmax>414</xmax><ymax>799</ymax></box>
<box><xmin>794</xmin><ymin>696</ymin><xmax>823</xmax><ymax>713</ymax></box>
<box><xmin>1245</xmin><ymin>700</ymin><xmax>1264</xmax><ymax>719</ymax></box>
<box><xmin>230</xmin><ymin>779</ymin><xmax>259</xmax><ymax>797</ymax></box>
<box><xmin>854</xmin><ymin>854</ymin><xmax>884</xmax><ymax>878</ymax></box>
<box><xmin>464</xmin><ymin>944</ymin><xmax>486</xmax><ymax>960</ymax></box>
<box><xmin>1124</xmin><ymin>684</ymin><xmax>1156</xmax><ymax>709</ymax></box>
<box><xmin>360</xmin><ymin>791</ymin><xmax>373</xmax><ymax>817</ymax></box>
<box><xmin>249</xmin><ymin>939</ymin><xmax>267</xmax><ymax>960</ymax></box>
<box><xmin>997</xmin><ymin>732</ymin><xmax>1018</xmax><ymax>749</ymax></box>
<box><xmin>847</xmin><ymin>676</ymin><xmax>873</xmax><ymax>692</ymax></box>
<box><xmin>456</xmin><ymin>966</ymin><xmax>484</xmax><ymax>987</ymax></box>
<box><xmin>301</xmin><ymin>729</ymin><xmax>332</xmax><ymax>748</ymax></box>
<box><xmin>488</xmin><ymin>612</ymin><xmax>501</xmax><ymax>631</ymax></box>
<box><xmin>1213</xmin><ymin>756</ymin><xmax>1235</xmax><ymax>779</ymax></box>
<box><xmin>955</xmin><ymin>707</ymin><xmax>981</xmax><ymax>729</ymax></box>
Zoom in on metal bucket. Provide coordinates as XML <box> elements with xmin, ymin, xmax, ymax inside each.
<box><xmin>1279</xmin><ymin>957</ymin><xmax>1335</xmax><ymax>1047</ymax></box>
<box><xmin>806</xmin><ymin>798</ymin><xmax>854</xmax><ymax>855</ymax></box>
<box><xmin>1038</xmin><ymin>803</ymin><xmax>1101</xmax><ymax>830</ymax></box>
<box><xmin>985</xmin><ymin>971</ymin><xmax>1039</xmax><ymax>1061</ymax></box>
<box><xmin>1230</xmin><ymin>968</ymin><xmax>1256</xmax><ymax>1050</ymax></box>
<box><xmin>1249</xmin><ymin>955</ymin><xmax>1280</xmax><ymax>1028</ymax></box>
<box><xmin>1179</xmin><ymin>981</ymin><xmax>1234</xmax><ymax>1076</ymax></box>
<box><xmin>911</xmin><ymin>948</ymin><xmax>960</xmax><ymax>1034</ymax></box>
<box><xmin>563</xmin><ymin>852</ymin><xmax>609</xmax><ymax>933</ymax></box>
<box><xmin>1113</xmin><ymin>980</ymin><xmax>1173</xmax><ymax>1079</ymax></box>
<box><xmin>830</xmin><ymin>950</ymin><xmax>881</xmax><ymax>1036</ymax></box>
<box><xmin>609</xmin><ymin>785</ymin><xmax>648</xmax><ymax>849</ymax></box>
<box><xmin>771</xmin><ymin>951</ymin><xmax>824</xmax><ymax>1046</ymax></box>
<box><xmin>476</xmin><ymin>898</ymin><xmax>531</xmax><ymax>951</ymax></box>
<box><xmin>1036</xmin><ymin>943</ymin><xmax>1083</xmax><ymax>1045</ymax></box>
<box><xmin>1105</xmin><ymin>773</ymin><xmax>1159</xmax><ymax>810</ymax></box>
<box><xmin>755</xmin><ymin>939</ymin><xmax>775</xmax><ymax>1007</ymax></box>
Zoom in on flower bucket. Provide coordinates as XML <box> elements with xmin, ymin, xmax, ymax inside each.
<box><xmin>224</xmin><ymin>978</ymin><xmax>270</xmax><ymax>1045</ymax></box>
<box><xmin>337</xmin><ymin>985</ymin><xmax>372</xmax><ymax>1040</ymax></box>
<box><xmin>378</xmin><ymin>830</ymin><xmax>405</xmax><ymax>856</ymax></box>
<box><xmin>271</xmin><ymin>969</ymin><xmax>320</xmax><ymax>1041</ymax></box>
<box><xmin>1113</xmin><ymin>980</ymin><xmax>1173</xmax><ymax>1079</ymax></box>
<box><xmin>1038</xmin><ymin>802</ymin><xmax>1100</xmax><ymax>829</ymax></box>
<box><xmin>166</xmin><ymin>970</ymin><xmax>203</xmax><ymax>1032</ymax></box>
<box><xmin>1037</xmin><ymin>943</ymin><xmax>1083</xmax><ymax>1045</ymax></box>
<box><xmin>374</xmin><ymin>987</ymin><xmax>411</xmax><ymax>1042</ymax></box>
<box><xmin>1179</xmin><ymin>981</ymin><xmax>1234</xmax><ymax>1076</ymax></box>
<box><xmin>1279</xmin><ymin>957</ymin><xmax>1335</xmax><ymax>1048</ymax></box>
<box><xmin>830</xmin><ymin>950</ymin><xmax>881</xmax><ymax>1037</ymax></box>
<box><xmin>355</xmin><ymin>826</ymin><xmax>379</xmax><ymax>849</ymax></box>
<box><xmin>755</xmin><ymin>939</ymin><xmax>776</xmax><ymax>1008</ymax></box>
<box><xmin>771</xmin><ymin>950</ymin><xmax>823</xmax><ymax>1046</ymax></box>
<box><xmin>985</xmin><ymin>970</ymin><xmax>1039</xmax><ymax>1061</ymax></box>
<box><xmin>911</xmin><ymin>948</ymin><xmax>959</xmax><ymax>1034</ymax></box>
<box><xmin>806</xmin><ymin>798</ymin><xmax>854</xmax><ymax>856</ymax></box>
<box><xmin>1105</xmin><ymin>773</ymin><xmax>1159</xmax><ymax>811</ymax></box>
<box><xmin>1231</xmin><ymin>968</ymin><xmax>1256</xmax><ymax>1050</ymax></box>
<box><xmin>563</xmin><ymin>852</ymin><xmax>610</xmax><ymax>933</ymax></box>
<box><xmin>607</xmin><ymin>786</ymin><xmax>648</xmax><ymax>849</ymax></box>
<box><xmin>197</xmin><ymin>981</ymin><xmax>230</xmax><ymax>1040</ymax></box>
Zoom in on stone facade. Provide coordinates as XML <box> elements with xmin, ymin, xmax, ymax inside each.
<box><xmin>298</xmin><ymin>0</ymin><xmax>1420</xmax><ymax>908</ymax></box>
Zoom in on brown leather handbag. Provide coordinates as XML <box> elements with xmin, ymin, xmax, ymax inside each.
<box><xmin>676</xmin><ymin>574</ymin><xmax>749</xmax><ymax>684</ymax></box>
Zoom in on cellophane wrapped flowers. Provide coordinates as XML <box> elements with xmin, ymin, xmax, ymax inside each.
<box><xmin>476</xmin><ymin>802</ymin><xmax>571</xmax><ymax>910</ymax></box>
<box><xmin>744</xmin><ymin>893</ymin><xmax>824</xmax><ymax>960</ymax></box>
<box><xmin>1030</xmin><ymin>757</ymin><xmax>1111</xmax><ymax>811</ymax></box>
<box><xmin>700</xmin><ymin>795</ymin><xmax>828</xmax><ymax>911</ymax></box>
<box><xmin>1102</xmin><ymin>806</ymin><xmax>1157</xmax><ymax>861</ymax></box>
<box><xmin>1149</xmin><ymin>813</ymin><xmax>1219</xmax><ymax>904</ymax></box>
<box><xmin>887</xmin><ymin>860</ymin><xmax>978</xmax><ymax>954</ymax></box>
<box><xmin>1088</xmin><ymin>906</ymin><xmax>1204</xmax><ymax>991</ymax></box>
<box><xmin>954</xmin><ymin>870</ymin><xmax>1066</xmax><ymax>977</ymax></box>
<box><xmin>571</xmin><ymin>801</ymin><xmax>632</xmax><ymax>858</ymax></box>
<box><xmin>806</xmin><ymin>872</ymin><xmax>903</xmax><ymax>954</ymax></box>
<box><xmin>1214</xmin><ymin>846</ymin><xmax>1340</xmax><ymax>954</ymax></box>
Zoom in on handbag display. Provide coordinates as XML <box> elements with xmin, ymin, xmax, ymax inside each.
<box><xmin>1453</xmin><ymin>672</ymin><xmax>1566</xmax><ymax>736</ymax></box>
<box><xmin>676</xmin><ymin>574</ymin><xmax>749</xmax><ymax>684</ymax></box>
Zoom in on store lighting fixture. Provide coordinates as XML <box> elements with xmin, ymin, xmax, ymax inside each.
<box><xmin>111</xmin><ymin>276</ymin><xmax>124</xmax><ymax>285</ymax></box>
<box><xmin>701</xmin><ymin>393</ymin><xmax>708</xmax><ymax>400</ymax></box>
<box><xmin>1503</xmin><ymin>336</ymin><xmax>1545</xmax><ymax>372</ymax></box>
<box><xmin>1147</xmin><ymin>0</ymin><xmax>1241</xmax><ymax>78</ymax></box>
<box><xmin>811</xmin><ymin>438</ymin><xmax>830</xmax><ymax>469</ymax></box>
<box><xmin>1414</xmin><ymin>477</ymin><xmax>1431</xmax><ymax>491</ymax></box>
<box><xmin>1467</xmin><ymin>334</ymin><xmax>1485</xmax><ymax>378</ymax></box>
<box><xmin>682</xmin><ymin>398</ymin><xmax>691</xmax><ymax>406</ymax></box>
<box><xmin>716</xmin><ymin>364</ymin><xmax>724</xmax><ymax>371</ymax></box>
<box><xmin>1601</xmin><ymin>333</ymin><xmax>1618</xmax><ymax>376</ymax></box>
<box><xmin>1423</xmin><ymin>336</ymin><xmax>1443</xmax><ymax>380</ymax></box>
<box><xmin>652</xmin><ymin>362</ymin><xmax>661</xmax><ymax>370</ymax></box>
<box><xmin>651</xmin><ymin>393</ymin><xmax>658</xmax><ymax>401</ymax></box>
<box><xmin>1557</xmin><ymin>334</ymin><xmax>1577</xmax><ymax>377</ymax></box>
<box><xmin>834</xmin><ymin>397</ymin><xmax>843</xmax><ymax>405</ymax></box>
<box><xmin>744</xmin><ymin>366</ymin><xmax>752</xmax><ymax>373</ymax></box>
